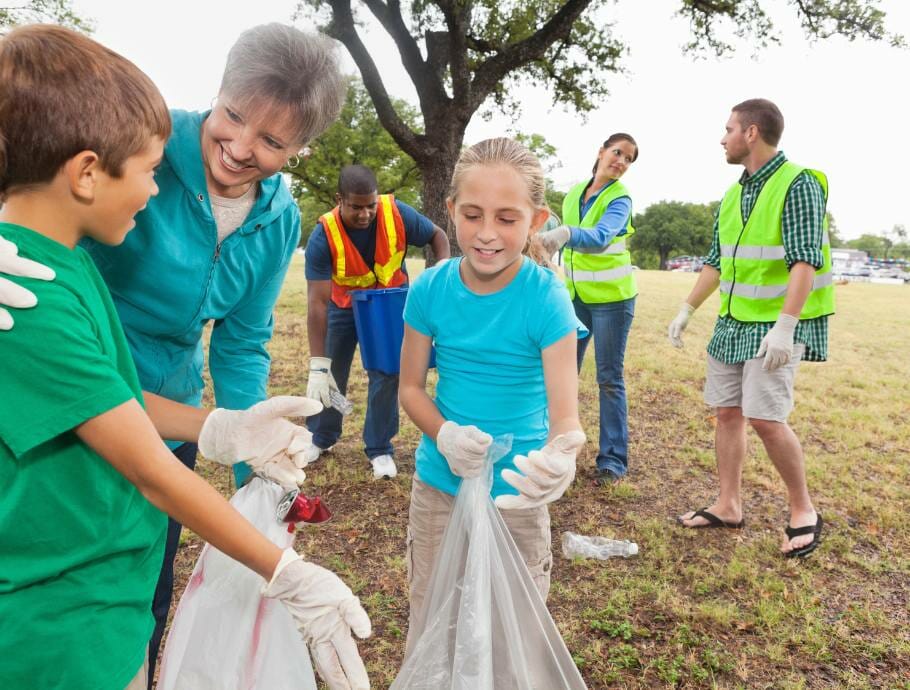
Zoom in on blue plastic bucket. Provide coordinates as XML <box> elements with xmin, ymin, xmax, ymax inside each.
<box><xmin>351</xmin><ymin>287</ymin><xmax>435</xmax><ymax>375</ymax></box>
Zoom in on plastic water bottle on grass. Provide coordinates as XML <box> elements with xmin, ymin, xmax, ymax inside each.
<box><xmin>561</xmin><ymin>531</ymin><xmax>639</xmax><ymax>560</ymax></box>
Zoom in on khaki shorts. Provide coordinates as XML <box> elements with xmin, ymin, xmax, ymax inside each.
<box><xmin>703</xmin><ymin>344</ymin><xmax>805</xmax><ymax>422</ymax></box>
<box><xmin>404</xmin><ymin>477</ymin><xmax>552</xmax><ymax>655</ymax></box>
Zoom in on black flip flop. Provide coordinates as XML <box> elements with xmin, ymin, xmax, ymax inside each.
<box><xmin>677</xmin><ymin>507</ymin><xmax>744</xmax><ymax>529</ymax></box>
<box><xmin>784</xmin><ymin>514</ymin><xmax>823</xmax><ymax>558</ymax></box>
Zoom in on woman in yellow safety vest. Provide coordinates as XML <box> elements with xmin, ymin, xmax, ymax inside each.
<box><xmin>536</xmin><ymin>133</ymin><xmax>639</xmax><ymax>484</ymax></box>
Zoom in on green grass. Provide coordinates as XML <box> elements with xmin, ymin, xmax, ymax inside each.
<box><xmin>173</xmin><ymin>259</ymin><xmax>910</xmax><ymax>688</ymax></box>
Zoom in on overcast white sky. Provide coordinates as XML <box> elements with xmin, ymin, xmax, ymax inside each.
<box><xmin>73</xmin><ymin>0</ymin><xmax>910</xmax><ymax>241</ymax></box>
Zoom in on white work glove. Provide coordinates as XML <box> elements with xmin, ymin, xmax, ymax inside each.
<box><xmin>667</xmin><ymin>302</ymin><xmax>695</xmax><ymax>348</ymax></box>
<box><xmin>307</xmin><ymin>356</ymin><xmax>341</xmax><ymax>408</ymax></box>
<box><xmin>536</xmin><ymin>225</ymin><xmax>571</xmax><ymax>257</ymax></box>
<box><xmin>264</xmin><ymin>549</ymin><xmax>371</xmax><ymax>690</ymax></box>
<box><xmin>0</xmin><ymin>236</ymin><xmax>56</xmax><ymax>330</ymax></box>
<box><xmin>198</xmin><ymin>396</ymin><xmax>323</xmax><ymax>488</ymax></box>
<box><xmin>436</xmin><ymin>420</ymin><xmax>492</xmax><ymax>478</ymax></box>
<box><xmin>495</xmin><ymin>430</ymin><xmax>586</xmax><ymax>510</ymax></box>
<box><xmin>756</xmin><ymin>313</ymin><xmax>798</xmax><ymax>371</ymax></box>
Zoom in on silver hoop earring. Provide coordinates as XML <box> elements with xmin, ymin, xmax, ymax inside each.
<box><xmin>286</xmin><ymin>155</ymin><xmax>301</xmax><ymax>169</ymax></box>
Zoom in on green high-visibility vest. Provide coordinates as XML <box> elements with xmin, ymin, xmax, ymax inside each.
<box><xmin>562</xmin><ymin>179</ymin><xmax>637</xmax><ymax>303</ymax></box>
<box><xmin>717</xmin><ymin>161</ymin><xmax>835</xmax><ymax>322</ymax></box>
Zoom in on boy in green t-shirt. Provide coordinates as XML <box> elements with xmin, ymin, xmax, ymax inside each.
<box><xmin>0</xmin><ymin>25</ymin><xmax>370</xmax><ymax>690</ymax></box>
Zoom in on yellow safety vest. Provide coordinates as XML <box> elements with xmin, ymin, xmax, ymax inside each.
<box><xmin>562</xmin><ymin>179</ymin><xmax>637</xmax><ymax>303</ymax></box>
<box><xmin>717</xmin><ymin>162</ymin><xmax>834</xmax><ymax>321</ymax></box>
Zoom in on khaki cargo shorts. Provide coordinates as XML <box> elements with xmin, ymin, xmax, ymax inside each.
<box><xmin>704</xmin><ymin>344</ymin><xmax>805</xmax><ymax>422</ymax></box>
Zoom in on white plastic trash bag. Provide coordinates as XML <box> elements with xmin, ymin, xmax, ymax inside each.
<box><xmin>392</xmin><ymin>436</ymin><xmax>588</xmax><ymax>690</ymax></box>
<box><xmin>158</xmin><ymin>477</ymin><xmax>317</xmax><ymax>690</ymax></box>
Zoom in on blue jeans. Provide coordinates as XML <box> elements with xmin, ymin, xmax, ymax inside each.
<box><xmin>148</xmin><ymin>441</ymin><xmax>198</xmax><ymax>686</ymax></box>
<box><xmin>308</xmin><ymin>303</ymin><xmax>399</xmax><ymax>459</ymax></box>
<box><xmin>574</xmin><ymin>296</ymin><xmax>635</xmax><ymax>477</ymax></box>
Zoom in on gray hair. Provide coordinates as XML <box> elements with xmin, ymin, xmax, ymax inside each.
<box><xmin>219</xmin><ymin>23</ymin><xmax>346</xmax><ymax>146</ymax></box>
<box><xmin>448</xmin><ymin>137</ymin><xmax>547</xmax><ymax>208</ymax></box>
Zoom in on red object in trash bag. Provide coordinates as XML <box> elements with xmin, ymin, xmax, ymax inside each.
<box><xmin>277</xmin><ymin>488</ymin><xmax>332</xmax><ymax>532</ymax></box>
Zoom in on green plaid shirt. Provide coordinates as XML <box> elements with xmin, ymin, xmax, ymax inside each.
<box><xmin>704</xmin><ymin>152</ymin><xmax>829</xmax><ymax>364</ymax></box>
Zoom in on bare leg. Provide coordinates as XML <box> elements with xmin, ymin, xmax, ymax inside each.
<box><xmin>749</xmin><ymin>418</ymin><xmax>817</xmax><ymax>553</ymax></box>
<box><xmin>679</xmin><ymin>406</ymin><xmax>747</xmax><ymax>526</ymax></box>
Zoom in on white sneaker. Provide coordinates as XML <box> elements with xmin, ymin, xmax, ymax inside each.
<box><xmin>370</xmin><ymin>454</ymin><xmax>397</xmax><ymax>480</ymax></box>
<box><xmin>299</xmin><ymin>442</ymin><xmax>321</xmax><ymax>465</ymax></box>
<box><xmin>304</xmin><ymin>444</ymin><xmax>334</xmax><ymax>465</ymax></box>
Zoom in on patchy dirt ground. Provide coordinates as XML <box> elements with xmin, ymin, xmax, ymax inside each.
<box><xmin>158</xmin><ymin>266</ymin><xmax>910</xmax><ymax>689</ymax></box>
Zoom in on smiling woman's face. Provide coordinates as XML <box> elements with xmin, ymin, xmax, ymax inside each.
<box><xmin>595</xmin><ymin>140</ymin><xmax>637</xmax><ymax>181</ymax></box>
<box><xmin>200</xmin><ymin>96</ymin><xmax>300</xmax><ymax>198</ymax></box>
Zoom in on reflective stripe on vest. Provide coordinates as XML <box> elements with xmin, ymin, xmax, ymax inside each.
<box><xmin>321</xmin><ymin>194</ymin><xmax>408</xmax><ymax>308</ymax></box>
<box><xmin>720</xmin><ymin>271</ymin><xmax>834</xmax><ymax>300</ymax></box>
<box><xmin>568</xmin><ymin>264</ymin><xmax>635</xmax><ymax>283</ymax></box>
<box><xmin>717</xmin><ymin>162</ymin><xmax>835</xmax><ymax>322</ymax></box>
<box><xmin>375</xmin><ymin>195</ymin><xmax>406</xmax><ymax>284</ymax></box>
<box><xmin>561</xmin><ymin>179</ymin><xmax>637</xmax><ymax>303</ymax></box>
<box><xmin>321</xmin><ymin>210</ymin><xmax>375</xmax><ymax>287</ymax></box>
<box><xmin>720</xmin><ymin>232</ymin><xmax>830</xmax><ymax>260</ymax></box>
<box><xmin>571</xmin><ymin>239</ymin><xmax>627</xmax><ymax>256</ymax></box>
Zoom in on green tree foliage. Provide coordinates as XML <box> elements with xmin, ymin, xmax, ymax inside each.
<box><xmin>297</xmin><ymin>0</ymin><xmax>899</xmax><ymax>255</ymax></box>
<box><xmin>631</xmin><ymin>200</ymin><xmax>715</xmax><ymax>270</ymax></box>
<box><xmin>845</xmin><ymin>232</ymin><xmax>910</xmax><ymax>259</ymax></box>
<box><xmin>677</xmin><ymin>0</ymin><xmax>903</xmax><ymax>56</ymax></box>
<box><xmin>286</xmin><ymin>79</ymin><xmax>423</xmax><ymax>245</ymax></box>
<box><xmin>826</xmin><ymin>211</ymin><xmax>844</xmax><ymax>247</ymax></box>
<box><xmin>0</xmin><ymin>0</ymin><xmax>92</xmax><ymax>32</ymax></box>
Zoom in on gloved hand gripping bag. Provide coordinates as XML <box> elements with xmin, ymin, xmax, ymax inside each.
<box><xmin>391</xmin><ymin>436</ymin><xmax>588</xmax><ymax>690</ymax></box>
<box><xmin>158</xmin><ymin>477</ymin><xmax>318</xmax><ymax>690</ymax></box>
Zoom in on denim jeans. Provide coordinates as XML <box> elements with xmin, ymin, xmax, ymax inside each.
<box><xmin>574</xmin><ymin>296</ymin><xmax>636</xmax><ymax>477</ymax></box>
<box><xmin>308</xmin><ymin>303</ymin><xmax>399</xmax><ymax>459</ymax></box>
<box><xmin>147</xmin><ymin>441</ymin><xmax>197</xmax><ymax>686</ymax></box>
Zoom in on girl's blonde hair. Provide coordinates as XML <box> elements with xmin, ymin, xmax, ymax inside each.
<box><xmin>448</xmin><ymin>137</ymin><xmax>554</xmax><ymax>268</ymax></box>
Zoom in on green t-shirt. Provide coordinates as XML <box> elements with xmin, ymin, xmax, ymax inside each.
<box><xmin>0</xmin><ymin>223</ymin><xmax>167</xmax><ymax>690</ymax></box>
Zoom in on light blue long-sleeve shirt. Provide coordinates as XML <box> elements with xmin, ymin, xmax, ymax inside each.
<box><xmin>82</xmin><ymin>110</ymin><xmax>301</xmax><ymax>434</ymax></box>
<box><xmin>566</xmin><ymin>180</ymin><xmax>632</xmax><ymax>250</ymax></box>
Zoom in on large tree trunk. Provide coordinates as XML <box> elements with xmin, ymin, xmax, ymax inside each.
<box><xmin>417</xmin><ymin>129</ymin><xmax>464</xmax><ymax>263</ymax></box>
<box><xmin>421</xmin><ymin>156</ymin><xmax>458</xmax><ymax>262</ymax></box>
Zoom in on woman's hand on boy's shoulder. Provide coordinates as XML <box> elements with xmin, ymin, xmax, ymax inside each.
<box><xmin>0</xmin><ymin>236</ymin><xmax>56</xmax><ymax>330</ymax></box>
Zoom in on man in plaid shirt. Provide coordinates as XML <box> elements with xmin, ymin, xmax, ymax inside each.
<box><xmin>667</xmin><ymin>98</ymin><xmax>832</xmax><ymax>558</ymax></box>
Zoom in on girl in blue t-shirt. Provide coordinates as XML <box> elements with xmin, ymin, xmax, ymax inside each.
<box><xmin>399</xmin><ymin>137</ymin><xmax>586</xmax><ymax>650</ymax></box>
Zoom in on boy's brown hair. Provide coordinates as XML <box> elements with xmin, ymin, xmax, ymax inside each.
<box><xmin>0</xmin><ymin>24</ymin><xmax>171</xmax><ymax>197</ymax></box>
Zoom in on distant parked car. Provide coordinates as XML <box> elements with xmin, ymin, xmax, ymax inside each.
<box><xmin>667</xmin><ymin>255</ymin><xmax>704</xmax><ymax>272</ymax></box>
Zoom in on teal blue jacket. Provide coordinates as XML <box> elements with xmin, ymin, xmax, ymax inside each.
<box><xmin>83</xmin><ymin>110</ymin><xmax>300</xmax><ymax>423</ymax></box>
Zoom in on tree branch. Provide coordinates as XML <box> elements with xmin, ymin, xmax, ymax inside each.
<box><xmin>441</xmin><ymin>0</ymin><xmax>473</xmax><ymax>107</ymax></box>
<box><xmin>360</xmin><ymin>0</ymin><xmax>450</xmax><ymax>112</ymax></box>
<box><xmin>325</xmin><ymin>0</ymin><xmax>426</xmax><ymax>159</ymax></box>
<box><xmin>469</xmin><ymin>0</ymin><xmax>595</xmax><ymax>111</ymax></box>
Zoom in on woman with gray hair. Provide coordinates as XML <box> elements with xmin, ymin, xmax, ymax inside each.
<box><xmin>0</xmin><ymin>23</ymin><xmax>354</xmax><ymax>685</ymax></box>
<box><xmin>138</xmin><ymin>24</ymin><xmax>347</xmax><ymax>683</ymax></box>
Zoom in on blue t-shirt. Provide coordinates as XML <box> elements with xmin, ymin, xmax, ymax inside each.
<box><xmin>404</xmin><ymin>257</ymin><xmax>585</xmax><ymax>498</ymax></box>
<box><xmin>304</xmin><ymin>200</ymin><xmax>436</xmax><ymax>282</ymax></box>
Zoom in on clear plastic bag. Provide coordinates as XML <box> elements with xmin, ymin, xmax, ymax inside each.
<box><xmin>391</xmin><ymin>436</ymin><xmax>588</xmax><ymax>690</ymax></box>
<box><xmin>157</xmin><ymin>477</ymin><xmax>317</xmax><ymax>690</ymax></box>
